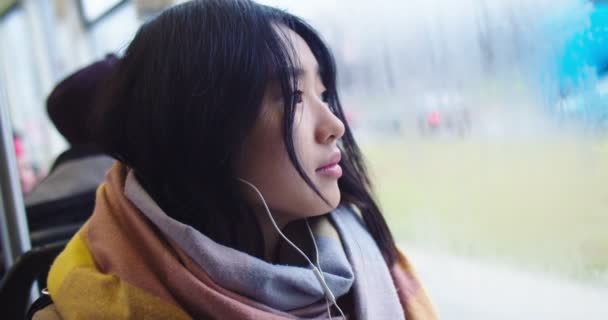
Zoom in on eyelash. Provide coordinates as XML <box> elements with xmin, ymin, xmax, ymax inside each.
<box><xmin>293</xmin><ymin>90</ymin><xmax>304</xmax><ymax>104</ymax></box>
<box><xmin>293</xmin><ymin>90</ymin><xmax>330</xmax><ymax>104</ymax></box>
<box><xmin>321</xmin><ymin>91</ymin><xmax>330</xmax><ymax>103</ymax></box>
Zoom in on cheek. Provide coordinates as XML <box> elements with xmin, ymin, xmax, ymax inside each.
<box><xmin>237</xmin><ymin>111</ymin><xmax>340</xmax><ymax>217</ymax></box>
<box><xmin>237</xmin><ymin>121</ymin><xmax>300</xmax><ymax>199</ymax></box>
<box><xmin>269</xmin><ymin>135</ymin><xmax>341</xmax><ymax>216</ymax></box>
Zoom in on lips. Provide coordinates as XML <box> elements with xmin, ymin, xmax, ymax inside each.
<box><xmin>316</xmin><ymin>151</ymin><xmax>342</xmax><ymax>178</ymax></box>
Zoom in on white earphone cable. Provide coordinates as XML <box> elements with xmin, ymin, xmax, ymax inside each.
<box><xmin>237</xmin><ymin>178</ymin><xmax>315</xmax><ymax>267</ymax></box>
<box><xmin>237</xmin><ymin>178</ymin><xmax>346</xmax><ymax>319</ymax></box>
<box><xmin>305</xmin><ymin>221</ymin><xmax>332</xmax><ymax>319</ymax></box>
<box><xmin>306</xmin><ymin>221</ymin><xmax>347</xmax><ymax>319</ymax></box>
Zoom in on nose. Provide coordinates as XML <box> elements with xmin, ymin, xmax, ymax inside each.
<box><xmin>315</xmin><ymin>102</ymin><xmax>345</xmax><ymax>145</ymax></box>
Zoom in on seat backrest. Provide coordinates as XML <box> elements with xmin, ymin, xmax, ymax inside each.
<box><xmin>30</xmin><ymin>223</ymin><xmax>82</xmax><ymax>248</ymax></box>
<box><xmin>26</xmin><ymin>190</ymin><xmax>95</xmax><ymax>232</ymax></box>
<box><xmin>0</xmin><ymin>241</ymin><xmax>66</xmax><ymax>320</ymax></box>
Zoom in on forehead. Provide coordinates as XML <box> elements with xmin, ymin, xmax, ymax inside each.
<box><xmin>278</xmin><ymin>26</ymin><xmax>319</xmax><ymax>74</ymax></box>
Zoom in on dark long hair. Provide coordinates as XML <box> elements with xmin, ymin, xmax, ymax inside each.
<box><xmin>94</xmin><ymin>0</ymin><xmax>398</xmax><ymax>264</ymax></box>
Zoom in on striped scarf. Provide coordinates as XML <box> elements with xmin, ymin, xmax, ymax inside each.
<box><xmin>46</xmin><ymin>163</ymin><xmax>438</xmax><ymax>319</ymax></box>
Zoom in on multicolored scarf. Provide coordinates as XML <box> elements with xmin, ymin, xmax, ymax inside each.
<box><xmin>46</xmin><ymin>163</ymin><xmax>438</xmax><ymax>319</ymax></box>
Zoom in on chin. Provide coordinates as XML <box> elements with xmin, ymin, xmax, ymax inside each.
<box><xmin>302</xmin><ymin>192</ymin><xmax>341</xmax><ymax>217</ymax></box>
<box><xmin>294</xmin><ymin>185</ymin><xmax>341</xmax><ymax>218</ymax></box>
<box><xmin>322</xmin><ymin>186</ymin><xmax>342</xmax><ymax>212</ymax></box>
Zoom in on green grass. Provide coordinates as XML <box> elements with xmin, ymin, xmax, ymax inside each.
<box><xmin>362</xmin><ymin>138</ymin><xmax>608</xmax><ymax>285</ymax></box>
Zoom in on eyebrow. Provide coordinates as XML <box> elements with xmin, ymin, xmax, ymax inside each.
<box><xmin>269</xmin><ymin>65</ymin><xmax>324</xmax><ymax>84</ymax></box>
<box><xmin>290</xmin><ymin>65</ymin><xmax>322</xmax><ymax>78</ymax></box>
<box><xmin>292</xmin><ymin>67</ymin><xmax>305</xmax><ymax>78</ymax></box>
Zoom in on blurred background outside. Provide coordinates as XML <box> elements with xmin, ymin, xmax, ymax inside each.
<box><xmin>1</xmin><ymin>0</ymin><xmax>607</xmax><ymax>318</ymax></box>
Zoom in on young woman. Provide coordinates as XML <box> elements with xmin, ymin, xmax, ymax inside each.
<box><xmin>34</xmin><ymin>1</ymin><xmax>437</xmax><ymax>319</ymax></box>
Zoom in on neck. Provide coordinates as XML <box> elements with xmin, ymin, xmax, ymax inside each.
<box><xmin>252</xmin><ymin>205</ymin><xmax>291</xmax><ymax>262</ymax></box>
<box><xmin>235</xmin><ymin>180</ymin><xmax>297</xmax><ymax>262</ymax></box>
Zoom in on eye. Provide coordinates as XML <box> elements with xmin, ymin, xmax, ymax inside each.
<box><xmin>293</xmin><ymin>90</ymin><xmax>303</xmax><ymax>104</ymax></box>
<box><xmin>321</xmin><ymin>91</ymin><xmax>330</xmax><ymax>103</ymax></box>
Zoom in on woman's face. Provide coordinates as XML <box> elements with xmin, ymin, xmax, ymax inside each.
<box><xmin>236</xmin><ymin>27</ymin><xmax>345</xmax><ymax>224</ymax></box>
